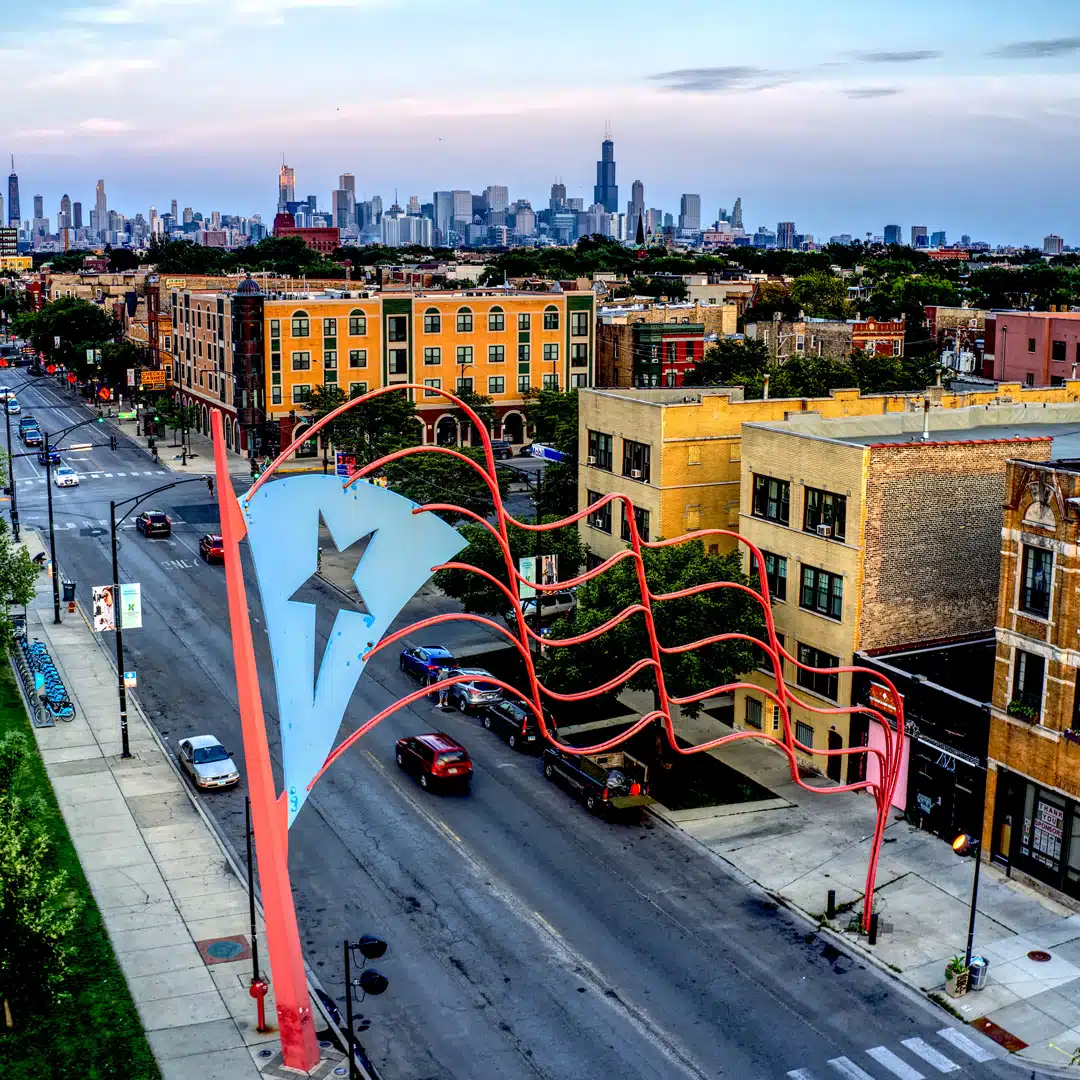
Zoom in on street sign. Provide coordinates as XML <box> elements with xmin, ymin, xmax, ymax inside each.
<box><xmin>66</xmin><ymin>373</ymin><xmax>76</xmax><ymax>384</ymax></box>
<box><xmin>46</xmin><ymin>363</ymin><xmax>56</xmax><ymax>374</ymax></box>
<box><xmin>518</xmin><ymin>556</ymin><xmax>537</xmax><ymax>600</ymax></box>
<box><xmin>335</xmin><ymin>451</ymin><xmax>358</xmax><ymax>478</ymax></box>
<box><xmin>118</xmin><ymin>410</ymin><xmax>136</xmax><ymax>420</ymax></box>
<box><xmin>126</xmin><ymin>368</ymin><xmax>135</xmax><ymax>386</ymax></box>
<box><xmin>123</xmin><ymin>671</ymin><xmax>137</xmax><ymax>688</ymax></box>
<box><xmin>119</xmin><ymin>583</ymin><xmax>142</xmax><ymax>629</ymax></box>
<box><xmin>91</xmin><ymin>585</ymin><xmax>115</xmax><ymax>632</ymax></box>
<box><xmin>54</xmin><ymin>335</ymin><xmax>60</xmax><ymax>348</ymax></box>
<box><xmin>86</xmin><ymin>347</ymin><xmax>94</xmax><ymax>363</ymax></box>
<box><xmin>140</xmin><ymin>370</ymin><xmax>165</xmax><ymax>390</ymax></box>
<box><xmin>97</xmin><ymin>388</ymin><xmax>111</xmax><ymax>401</ymax></box>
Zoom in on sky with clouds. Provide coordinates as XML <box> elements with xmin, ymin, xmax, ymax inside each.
<box><xmin>3</xmin><ymin>0</ymin><xmax>1080</xmax><ymax>245</ymax></box>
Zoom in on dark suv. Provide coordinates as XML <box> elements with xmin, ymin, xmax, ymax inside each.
<box><xmin>136</xmin><ymin>510</ymin><xmax>172</xmax><ymax>538</ymax></box>
<box><xmin>395</xmin><ymin>732</ymin><xmax>472</xmax><ymax>792</ymax></box>
<box><xmin>490</xmin><ymin>439</ymin><xmax>513</xmax><ymax>460</ymax></box>
<box><xmin>479</xmin><ymin>699</ymin><xmax>541</xmax><ymax>752</ymax></box>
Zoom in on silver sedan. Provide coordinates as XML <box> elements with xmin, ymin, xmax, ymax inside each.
<box><xmin>178</xmin><ymin>735</ymin><xmax>240</xmax><ymax>790</ymax></box>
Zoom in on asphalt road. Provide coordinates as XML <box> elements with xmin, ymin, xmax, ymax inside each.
<box><xmin>9</xmin><ymin>373</ymin><xmax>1049</xmax><ymax>1080</ymax></box>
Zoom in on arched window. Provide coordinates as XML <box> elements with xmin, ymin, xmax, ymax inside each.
<box><xmin>423</xmin><ymin>307</ymin><xmax>441</xmax><ymax>334</ymax></box>
<box><xmin>456</xmin><ymin>307</ymin><xmax>473</xmax><ymax>333</ymax></box>
<box><xmin>348</xmin><ymin>308</ymin><xmax>366</xmax><ymax>336</ymax></box>
<box><xmin>543</xmin><ymin>305</ymin><xmax>560</xmax><ymax>331</ymax></box>
<box><xmin>291</xmin><ymin>310</ymin><xmax>310</xmax><ymax>337</ymax></box>
<box><xmin>488</xmin><ymin>305</ymin><xmax>505</xmax><ymax>332</ymax></box>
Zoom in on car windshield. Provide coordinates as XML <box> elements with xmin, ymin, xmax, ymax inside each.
<box><xmin>193</xmin><ymin>745</ymin><xmax>230</xmax><ymax>764</ymax></box>
<box><xmin>148</xmin><ymin>514</ymin><xmax>168</xmax><ymax>523</ymax></box>
<box><xmin>437</xmin><ymin>751</ymin><xmax>467</xmax><ymax>764</ymax></box>
<box><xmin>461</xmin><ymin>670</ymin><xmax>497</xmax><ymax>690</ymax></box>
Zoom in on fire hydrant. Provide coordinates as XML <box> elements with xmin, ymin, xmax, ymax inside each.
<box><xmin>249</xmin><ymin>977</ymin><xmax>269</xmax><ymax>1032</ymax></box>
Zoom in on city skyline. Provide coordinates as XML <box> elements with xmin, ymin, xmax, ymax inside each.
<box><xmin>3</xmin><ymin>1</ymin><xmax>1080</xmax><ymax>244</ymax></box>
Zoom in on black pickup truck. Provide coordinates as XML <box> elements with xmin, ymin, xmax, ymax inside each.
<box><xmin>542</xmin><ymin>746</ymin><xmax>655</xmax><ymax>817</ymax></box>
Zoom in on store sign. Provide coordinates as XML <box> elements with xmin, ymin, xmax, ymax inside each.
<box><xmin>868</xmin><ymin>682</ymin><xmax>899</xmax><ymax>715</ymax></box>
<box><xmin>335</xmin><ymin>452</ymin><xmax>358</xmax><ymax>478</ymax></box>
<box><xmin>140</xmin><ymin>370</ymin><xmax>165</xmax><ymax>389</ymax></box>
<box><xmin>164</xmin><ymin>278</ymin><xmax>186</xmax><ymax>289</ymax></box>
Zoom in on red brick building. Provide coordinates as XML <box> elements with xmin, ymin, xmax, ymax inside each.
<box><xmin>271</xmin><ymin>212</ymin><xmax>340</xmax><ymax>255</ymax></box>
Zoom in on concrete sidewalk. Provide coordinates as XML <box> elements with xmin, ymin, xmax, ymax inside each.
<box><xmin>18</xmin><ymin>527</ymin><xmax>345</xmax><ymax>1080</ymax></box>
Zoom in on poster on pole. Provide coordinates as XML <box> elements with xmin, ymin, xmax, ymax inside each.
<box><xmin>91</xmin><ymin>585</ymin><xmax>115</xmax><ymax>632</ymax></box>
<box><xmin>518</xmin><ymin>557</ymin><xmax>537</xmax><ymax>600</ymax></box>
<box><xmin>123</xmin><ymin>671</ymin><xmax>137</xmax><ymax>688</ymax></box>
<box><xmin>539</xmin><ymin>554</ymin><xmax>558</xmax><ymax>587</ymax></box>
<box><xmin>126</xmin><ymin>368</ymin><xmax>135</xmax><ymax>386</ymax></box>
<box><xmin>119</xmin><ymin>583</ymin><xmax>142</xmax><ymax>629</ymax></box>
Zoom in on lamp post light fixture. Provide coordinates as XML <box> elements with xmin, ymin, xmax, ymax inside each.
<box><xmin>342</xmin><ymin>936</ymin><xmax>388</xmax><ymax>1080</ymax></box>
<box><xmin>953</xmin><ymin>832</ymin><xmax>983</xmax><ymax>969</ymax></box>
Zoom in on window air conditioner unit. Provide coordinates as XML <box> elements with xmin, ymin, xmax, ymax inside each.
<box><xmin>816</xmin><ymin>524</ymin><xmax>833</xmax><ymax>538</ymax></box>
<box><xmin>587</xmin><ymin>455</ymin><xmax>597</xmax><ymax>464</ymax></box>
<box><xmin>592</xmin><ymin>516</ymin><xmax>606</xmax><ymax>528</ymax></box>
<box><xmin>631</xmin><ymin>469</ymin><xmax>642</xmax><ymax>479</ymax></box>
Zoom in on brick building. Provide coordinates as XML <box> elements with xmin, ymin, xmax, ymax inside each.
<box><xmin>271</xmin><ymin>211</ymin><xmax>339</xmax><ymax>254</ymax></box>
<box><xmin>984</xmin><ymin>457</ymin><xmax>1080</xmax><ymax>901</ymax></box>
<box><xmin>744</xmin><ymin>316</ymin><xmax>905</xmax><ymax>363</ymax></box>
<box><xmin>733</xmin><ymin>408</ymin><xmax>1056</xmax><ymax>781</ymax></box>
<box><xmin>924</xmin><ymin>305</ymin><xmax>987</xmax><ymax>376</ymax></box>
<box><xmin>984</xmin><ymin>312</ymin><xmax>1080</xmax><ymax>386</ymax></box>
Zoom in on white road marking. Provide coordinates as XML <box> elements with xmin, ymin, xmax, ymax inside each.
<box><xmin>104</xmin><ymin>473</ymin><xmax>113</xmax><ymax>478</ymax></box>
<box><xmin>787</xmin><ymin>1070</ymin><xmax>816</xmax><ymax>1080</ymax></box>
<box><xmin>115</xmin><ymin>472</ymin><xmax>125</xmax><ymax>477</ymax></box>
<box><xmin>866</xmin><ymin>1046</ymin><xmax>924</xmax><ymax>1079</ymax></box>
<box><xmin>827</xmin><ymin>1059</ymin><xmax>877</xmax><ymax>1080</ymax></box>
<box><xmin>900</xmin><ymin>1038</ymin><xmax>957</xmax><ymax>1073</ymax></box>
<box><xmin>935</xmin><ymin>1029</ymin><xmax>993</xmax><ymax>1063</ymax></box>
<box><xmin>90</xmin><ymin>474</ymin><xmax>99</xmax><ymax>479</ymax></box>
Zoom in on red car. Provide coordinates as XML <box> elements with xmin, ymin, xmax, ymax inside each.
<box><xmin>199</xmin><ymin>534</ymin><xmax>224</xmax><ymax>562</ymax></box>
<box><xmin>395</xmin><ymin>733</ymin><xmax>472</xmax><ymax>792</ymax></box>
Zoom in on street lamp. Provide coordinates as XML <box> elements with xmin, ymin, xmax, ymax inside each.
<box><xmin>953</xmin><ymin>832</ymin><xmax>983</xmax><ymax>969</ymax></box>
<box><xmin>110</xmin><ymin>475</ymin><xmax>214</xmax><ymax>756</ymax></box>
<box><xmin>343</xmin><ymin>937</ymin><xmax>388</xmax><ymax>1080</ymax></box>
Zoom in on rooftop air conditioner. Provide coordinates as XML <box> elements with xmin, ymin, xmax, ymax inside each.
<box><xmin>816</xmin><ymin>524</ymin><xmax>833</xmax><ymax>538</ymax></box>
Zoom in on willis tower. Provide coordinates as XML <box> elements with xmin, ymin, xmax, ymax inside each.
<box><xmin>593</xmin><ymin>135</ymin><xmax>618</xmax><ymax>213</ymax></box>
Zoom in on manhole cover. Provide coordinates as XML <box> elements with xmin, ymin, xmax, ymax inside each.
<box><xmin>1028</xmin><ymin>950</ymin><xmax>1052</xmax><ymax>962</ymax></box>
<box><xmin>258</xmin><ymin>1049</ymin><xmax>273</xmax><ymax>1058</ymax></box>
<box><xmin>206</xmin><ymin>939</ymin><xmax>245</xmax><ymax>960</ymax></box>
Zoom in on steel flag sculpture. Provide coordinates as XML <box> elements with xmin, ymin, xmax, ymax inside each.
<box><xmin>211</xmin><ymin>387</ymin><xmax>904</xmax><ymax>1072</ymax></box>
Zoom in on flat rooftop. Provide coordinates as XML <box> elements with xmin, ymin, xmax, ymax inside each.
<box><xmin>836</xmin><ymin>422</ymin><xmax>1080</xmax><ymax>458</ymax></box>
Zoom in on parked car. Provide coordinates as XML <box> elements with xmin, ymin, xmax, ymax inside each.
<box><xmin>399</xmin><ymin>645</ymin><xmax>455</xmax><ymax>683</ymax></box>
<box><xmin>543</xmin><ymin>746</ymin><xmax>654</xmax><ymax>817</ymax></box>
<box><xmin>490</xmin><ymin>439</ymin><xmax>513</xmax><ymax>460</ymax></box>
<box><xmin>479</xmin><ymin>699</ymin><xmax>542</xmax><ymax>752</ymax></box>
<box><xmin>21</xmin><ymin>427</ymin><xmax>41</xmax><ymax>447</ymax></box>
<box><xmin>136</xmin><ymin>510</ymin><xmax>171</xmax><ymax>538</ymax></box>
<box><xmin>517</xmin><ymin>442</ymin><xmax>535</xmax><ymax>457</ymax></box>
<box><xmin>506</xmin><ymin>590</ymin><xmax>577</xmax><ymax>629</ymax></box>
<box><xmin>5</xmin><ymin>398</ymin><xmax>21</xmax><ymax>414</ymax></box>
<box><xmin>199</xmin><ymin>534</ymin><xmax>224</xmax><ymax>562</ymax></box>
<box><xmin>18</xmin><ymin>415</ymin><xmax>37</xmax><ymax>433</ymax></box>
<box><xmin>394</xmin><ymin>732</ymin><xmax>472</xmax><ymax>791</ymax></box>
<box><xmin>53</xmin><ymin>466</ymin><xmax>79</xmax><ymax>488</ymax></box>
<box><xmin>37</xmin><ymin>447</ymin><xmax>60</xmax><ymax>466</ymax></box>
<box><xmin>178</xmin><ymin>735</ymin><xmax>240</xmax><ymax>790</ymax></box>
<box><xmin>447</xmin><ymin>667</ymin><xmax>503</xmax><ymax>714</ymax></box>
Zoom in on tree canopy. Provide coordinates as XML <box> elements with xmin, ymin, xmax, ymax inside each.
<box><xmin>12</xmin><ymin>297</ymin><xmax>120</xmax><ymax>380</ymax></box>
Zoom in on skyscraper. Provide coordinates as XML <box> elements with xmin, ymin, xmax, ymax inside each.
<box><xmin>73</xmin><ymin>202</ymin><xmax>82</xmax><ymax>229</ymax></box>
<box><xmin>593</xmin><ymin>136</ymin><xmax>618</xmax><ymax>213</ymax></box>
<box><xmin>549</xmin><ymin>181</ymin><xmax>566</xmax><ymax>211</ymax></box>
<box><xmin>628</xmin><ymin>180</ymin><xmax>645</xmax><ymax>237</ymax></box>
<box><xmin>777</xmin><ymin>221</ymin><xmax>795</xmax><ymax>249</ymax></box>
<box><xmin>95</xmin><ymin>179</ymin><xmax>107</xmax><ymax>239</ymax></box>
<box><xmin>883</xmin><ymin>224</ymin><xmax>902</xmax><ymax>245</ymax></box>
<box><xmin>278</xmin><ymin>162</ymin><xmax>295</xmax><ymax>212</ymax></box>
<box><xmin>7</xmin><ymin>157</ymin><xmax>19</xmax><ymax>228</ymax></box>
<box><xmin>679</xmin><ymin>194</ymin><xmax>702</xmax><ymax>233</ymax></box>
<box><xmin>33</xmin><ymin>195</ymin><xmax>43</xmax><ymax>220</ymax></box>
<box><xmin>485</xmin><ymin>185</ymin><xmax>509</xmax><ymax>214</ymax></box>
<box><xmin>59</xmin><ymin>194</ymin><xmax>71</xmax><ymax>230</ymax></box>
<box><xmin>731</xmin><ymin>197</ymin><xmax>743</xmax><ymax>230</ymax></box>
<box><xmin>1044</xmin><ymin>234</ymin><xmax>1065</xmax><ymax>256</ymax></box>
<box><xmin>910</xmin><ymin>225</ymin><xmax>928</xmax><ymax>248</ymax></box>
<box><xmin>452</xmin><ymin>190</ymin><xmax>472</xmax><ymax>231</ymax></box>
<box><xmin>171</xmin><ymin>199</ymin><xmax>178</xmax><ymax>220</ymax></box>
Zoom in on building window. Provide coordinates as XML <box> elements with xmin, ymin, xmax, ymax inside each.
<box><xmin>622</xmin><ymin>439</ymin><xmax>651</xmax><ymax>482</ymax></box>
<box><xmin>424</xmin><ymin>378</ymin><xmax>441</xmax><ymax>397</ymax></box>
<box><xmin>621</xmin><ymin>504</ymin><xmax>650</xmax><ymax>542</ymax></box>
<box><xmin>323</xmin><ymin>351</ymin><xmax>337</xmax><ymax>369</ymax></box>
<box><xmin>324</xmin><ymin>368</ymin><xmax>337</xmax><ymax>385</ymax></box>
<box><xmin>388</xmin><ymin>349</ymin><xmax>407</xmax><ymax>375</ymax></box>
<box><xmin>752</xmin><ymin>474</ymin><xmax>790</xmax><ymax>526</ymax></box>
<box><xmin>543</xmin><ymin>307</ymin><xmax>560</xmax><ymax>331</ymax></box>
<box><xmin>423</xmin><ymin>347</ymin><xmax>441</xmax><ymax>365</ymax></box>
<box><xmin>457</xmin><ymin>346</ymin><xmax>474</xmax><ymax>366</ymax></box>
<box><xmin>517</xmin><ymin>375</ymin><xmax>531</xmax><ymax>393</ymax></box>
<box><xmin>588</xmin><ymin>430</ymin><xmax>613</xmax><ymax>470</ymax></box>
<box><xmin>291</xmin><ymin>311</ymin><xmax>309</xmax><ymax>337</ymax></box>
<box><xmin>761</xmin><ymin>551</ymin><xmax>787</xmax><ymax>601</ymax></box>
<box><xmin>270</xmin><ymin>319</ymin><xmax>280</xmax><ymax>338</ymax></box>
<box><xmin>323</xmin><ymin>317</ymin><xmax>336</xmax><ymax>337</ymax></box>
<box><xmin>519</xmin><ymin>344</ymin><xmax>531</xmax><ymax>365</ymax></box>
<box><xmin>348</xmin><ymin>310</ymin><xmax>367</xmax><ymax>336</ymax></box>
<box><xmin>892</xmin><ymin>340</ymin><xmax>901</xmax><ymax>356</ymax></box>
<box><xmin>292</xmin><ymin>384</ymin><xmax>311</xmax><ymax>404</ymax></box>
<box><xmin>518</xmin><ymin>313</ymin><xmax>531</xmax><ymax>332</ymax></box>
<box><xmin>291</xmin><ymin>351</ymin><xmax>311</xmax><ymax>371</ymax></box>
<box><xmin>457</xmin><ymin>309</ymin><xmax>473</xmax><ymax>333</ymax></box>
<box><xmin>800</xmin><ymin>565</ymin><xmax>843</xmax><ymax>620</ymax></box>
<box><xmin>1020</xmin><ymin>544</ymin><xmax>1053</xmax><ymax>618</ymax></box>
<box><xmin>745</xmin><ymin>697</ymin><xmax>763</xmax><ymax>730</ymax></box>
<box><xmin>1029</xmin><ymin>337</ymin><xmax>1037</xmax><ymax>353</ymax></box>
<box><xmin>796</xmin><ymin>644</ymin><xmax>840</xmax><ymax>701</ymax></box>
<box><xmin>1027</xmin><ymin>373</ymin><xmax>1035</xmax><ymax>387</ymax></box>
<box><xmin>423</xmin><ymin>309</ymin><xmax>440</xmax><ymax>334</ymax></box>
<box><xmin>795</xmin><ymin>334</ymin><xmax>805</xmax><ymax>353</ymax></box>
<box><xmin>571</xmin><ymin>343</ymin><xmax>589</xmax><ymax>367</ymax></box>
<box><xmin>488</xmin><ymin>376</ymin><xmax>505</xmax><ymax>394</ymax></box>
<box><xmin>803</xmin><ymin>487</ymin><xmax>846</xmax><ymax>541</ymax></box>
<box><xmin>571</xmin><ymin>310</ymin><xmax>589</xmax><ymax>337</ymax></box>
<box><xmin>1012</xmin><ymin>649</ymin><xmax>1045</xmax><ymax>719</ymax></box>
<box><xmin>570</xmin><ymin>373</ymin><xmax>588</xmax><ymax>388</ymax></box>
<box><xmin>1072</xmin><ymin>670</ymin><xmax>1080</xmax><ymax>733</ymax></box>
<box><xmin>271</xmin><ymin>386</ymin><xmax>282</xmax><ymax>405</ymax></box>
<box><xmin>489</xmin><ymin>345</ymin><xmax>505</xmax><ymax>364</ymax></box>
<box><xmin>488</xmin><ymin>309</ymin><xmax>505</xmax><ymax>332</ymax></box>
<box><xmin>543</xmin><ymin>343</ymin><xmax>559</xmax><ymax>363</ymax></box>
<box><xmin>542</xmin><ymin>374</ymin><xmax>560</xmax><ymax>390</ymax></box>
<box><xmin>457</xmin><ymin>377</ymin><xmax>473</xmax><ymax>395</ymax></box>
<box><xmin>586</xmin><ymin>491</ymin><xmax>611</xmax><ymax>533</ymax></box>
<box><xmin>1053</xmin><ymin>339</ymin><xmax>1067</xmax><ymax>362</ymax></box>
<box><xmin>795</xmin><ymin>721</ymin><xmax>814</xmax><ymax>749</ymax></box>
<box><xmin>388</xmin><ymin>315</ymin><xmax>407</xmax><ymax>342</ymax></box>
<box><xmin>349</xmin><ymin>349</ymin><xmax>367</xmax><ymax>368</ymax></box>
<box><xmin>349</xmin><ymin>382</ymin><xmax>368</xmax><ymax>398</ymax></box>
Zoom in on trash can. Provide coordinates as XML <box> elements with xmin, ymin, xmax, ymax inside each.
<box><xmin>62</xmin><ymin>581</ymin><xmax>76</xmax><ymax>603</ymax></box>
<box><xmin>969</xmin><ymin>955</ymin><xmax>989</xmax><ymax>990</ymax></box>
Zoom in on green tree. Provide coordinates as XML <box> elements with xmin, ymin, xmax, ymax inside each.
<box><xmin>790</xmin><ymin>270</ymin><xmax>852</xmax><ymax>319</ymax></box>
<box><xmin>98</xmin><ymin>340</ymin><xmax>151</xmax><ymax>391</ymax></box>
<box><xmin>537</xmin><ymin>540</ymin><xmax>763</xmax><ymax>720</ymax></box>
<box><xmin>742</xmin><ymin>280</ymin><xmax>799</xmax><ymax>323</ymax></box>
<box><xmin>12</xmin><ymin>297</ymin><xmax>119</xmax><ymax>379</ymax></box>
<box><xmin>0</xmin><ymin>731</ymin><xmax>82</xmax><ymax>1025</ymax></box>
<box><xmin>682</xmin><ymin>338</ymin><xmax>771</xmax><ymax>395</ymax></box>
<box><xmin>386</xmin><ymin>447</ymin><xmax>510</xmax><ymax>526</ymax></box>
<box><xmin>304</xmin><ymin>385</ymin><xmax>420</xmax><ymax>463</ymax></box>
<box><xmin>453</xmin><ymin>390</ymin><xmax>496</xmax><ymax>446</ymax></box>
<box><xmin>523</xmin><ymin>388</ymin><xmax>579</xmax><ymax>517</ymax></box>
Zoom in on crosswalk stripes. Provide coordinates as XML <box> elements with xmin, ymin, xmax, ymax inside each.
<box><xmin>18</xmin><ymin>469</ymin><xmax>165</xmax><ymax>484</ymax></box>
<box><xmin>785</xmin><ymin>1026</ymin><xmax>997</xmax><ymax>1080</ymax></box>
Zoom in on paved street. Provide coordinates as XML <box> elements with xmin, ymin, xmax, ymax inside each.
<box><xmin>9</xmin><ymin>374</ymin><xmax>1050</xmax><ymax>1079</ymax></box>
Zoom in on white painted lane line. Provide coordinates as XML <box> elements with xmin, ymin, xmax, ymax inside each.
<box><xmin>115</xmin><ymin>472</ymin><xmax>126</xmax><ymax>477</ymax></box>
<box><xmin>787</xmin><ymin>1070</ymin><xmax>816</xmax><ymax>1080</ymax></box>
<box><xmin>104</xmin><ymin>473</ymin><xmax>113</xmax><ymax>478</ymax></box>
<box><xmin>90</xmin><ymin>474</ymin><xmax>100</xmax><ymax>479</ymax></box>
<box><xmin>901</xmin><ymin>1039</ymin><xmax>958</xmax><ymax>1073</ymax></box>
<box><xmin>935</xmin><ymin>1029</ymin><xmax>993</xmax><ymax>1063</ymax></box>
<box><xmin>827</xmin><ymin>1059</ymin><xmax>877</xmax><ymax>1080</ymax></box>
<box><xmin>866</xmin><ymin>1047</ymin><xmax>923</xmax><ymax>1080</ymax></box>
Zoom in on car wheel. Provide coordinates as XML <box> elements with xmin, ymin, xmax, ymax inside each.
<box><xmin>508</xmin><ymin>733</ymin><xmax>517</xmax><ymax>749</ymax></box>
<box><xmin>419</xmin><ymin>773</ymin><xmax>429</xmax><ymax>790</ymax></box>
<box><xmin>395</xmin><ymin>751</ymin><xmax>405</xmax><ymax>769</ymax></box>
<box><xmin>544</xmin><ymin>763</ymin><xmax>555</xmax><ymax>780</ymax></box>
<box><xmin>483</xmin><ymin>715</ymin><xmax>492</xmax><ymax>730</ymax></box>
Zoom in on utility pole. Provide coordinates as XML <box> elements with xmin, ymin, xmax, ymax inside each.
<box><xmin>109</xmin><ymin>499</ymin><xmax>131</xmax><ymax>758</ymax></box>
<box><xmin>4</xmin><ymin>395</ymin><xmax>18</xmax><ymax>542</ymax></box>
<box><xmin>44</xmin><ymin>431</ymin><xmax>60</xmax><ymax>624</ymax></box>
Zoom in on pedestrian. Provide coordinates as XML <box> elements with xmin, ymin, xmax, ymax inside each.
<box><xmin>436</xmin><ymin>665</ymin><xmax>451</xmax><ymax>710</ymax></box>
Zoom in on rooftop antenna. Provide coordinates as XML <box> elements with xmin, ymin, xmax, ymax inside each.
<box><xmin>604</xmin><ymin>120</ymin><xmax>612</xmax><ymax>141</ymax></box>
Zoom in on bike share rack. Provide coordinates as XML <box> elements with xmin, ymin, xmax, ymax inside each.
<box><xmin>19</xmin><ymin>637</ymin><xmax>75</xmax><ymax>724</ymax></box>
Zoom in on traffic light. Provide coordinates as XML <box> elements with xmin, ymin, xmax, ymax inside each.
<box><xmin>109</xmin><ymin>435</ymin><xmax>117</xmax><ymax>451</ymax></box>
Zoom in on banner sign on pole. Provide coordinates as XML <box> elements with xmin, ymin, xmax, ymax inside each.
<box><xmin>123</xmin><ymin>671</ymin><xmax>137</xmax><ymax>688</ymax></box>
<box><xmin>539</xmin><ymin>554</ymin><xmax>558</xmax><ymax>586</ymax></box>
<box><xmin>518</xmin><ymin>556</ymin><xmax>536</xmax><ymax>600</ymax></box>
<box><xmin>91</xmin><ymin>585</ymin><xmax>115</xmax><ymax>632</ymax></box>
<box><xmin>126</xmin><ymin>368</ymin><xmax>135</xmax><ymax>386</ymax></box>
<box><xmin>119</xmin><ymin>583</ymin><xmax>142</xmax><ymax>629</ymax></box>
